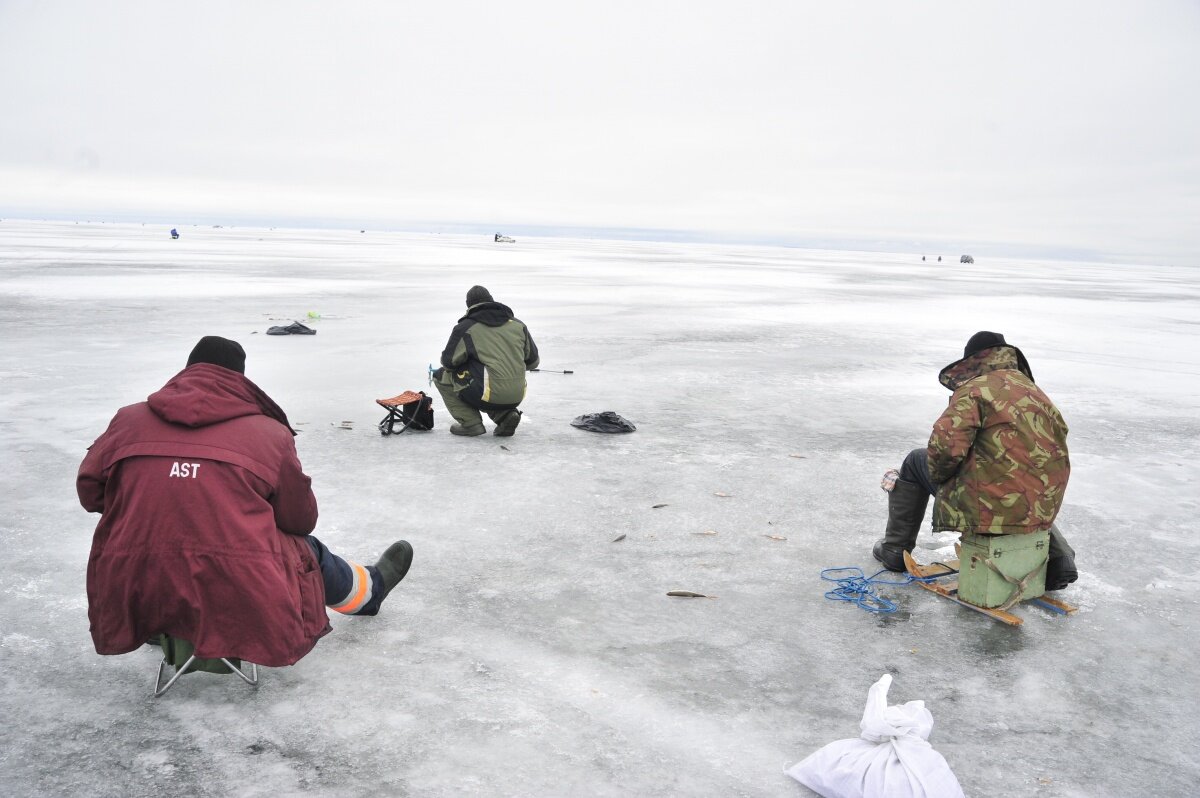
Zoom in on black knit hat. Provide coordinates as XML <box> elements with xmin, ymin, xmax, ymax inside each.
<box><xmin>186</xmin><ymin>336</ymin><xmax>246</xmax><ymax>374</ymax></box>
<box><xmin>958</xmin><ymin>330</ymin><xmax>1033</xmax><ymax>381</ymax></box>
<box><xmin>466</xmin><ymin>285</ymin><xmax>493</xmax><ymax>307</ymax></box>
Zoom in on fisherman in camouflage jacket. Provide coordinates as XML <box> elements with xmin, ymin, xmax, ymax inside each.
<box><xmin>872</xmin><ymin>332</ymin><xmax>1079</xmax><ymax>590</ymax></box>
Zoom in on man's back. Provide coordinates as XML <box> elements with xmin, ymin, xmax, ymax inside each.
<box><xmin>929</xmin><ymin>347</ymin><xmax>1070</xmax><ymax>534</ymax></box>
<box><xmin>441</xmin><ymin>300</ymin><xmax>539</xmax><ymax>406</ymax></box>
<box><xmin>78</xmin><ymin>364</ymin><xmax>329</xmax><ymax>666</ymax></box>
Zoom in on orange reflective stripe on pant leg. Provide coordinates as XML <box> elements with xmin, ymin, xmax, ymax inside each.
<box><xmin>330</xmin><ymin>562</ymin><xmax>372</xmax><ymax>614</ymax></box>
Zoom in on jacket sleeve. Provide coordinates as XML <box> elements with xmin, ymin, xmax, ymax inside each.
<box><xmin>440</xmin><ymin>320</ymin><xmax>471</xmax><ymax>370</ymax></box>
<box><xmin>927</xmin><ymin>388</ymin><xmax>981</xmax><ymax>485</ymax></box>
<box><xmin>77</xmin><ymin>435</ymin><xmax>111</xmax><ymax>514</ymax></box>
<box><xmin>272</xmin><ymin>439</ymin><xmax>318</xmax><ymax>536</ymax></box>
<box><xmin>523</xmin><ymin>325</ymin><xmax>540</xmax><ymax>370</ymax></box>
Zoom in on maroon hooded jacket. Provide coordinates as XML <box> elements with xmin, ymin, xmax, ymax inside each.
<box><xmin>77</xmin><ymin>364</ymin><xmax>331</xmax><ymax>666</ymax></box>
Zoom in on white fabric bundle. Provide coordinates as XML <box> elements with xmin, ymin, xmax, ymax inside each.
<box><xmin>786</xmin><ymin>674</ymin><xmax>965</xmax><ymax>798</ymax></box>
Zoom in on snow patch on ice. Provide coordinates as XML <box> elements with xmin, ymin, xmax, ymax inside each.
<box><xmin>1</xmin><ymin>633</ymin><xmax>53</xmax><ymax>652</ymax></box>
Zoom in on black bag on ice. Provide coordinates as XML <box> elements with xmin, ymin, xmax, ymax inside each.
<box><xmin>570</xmin><ymin>411</ymin><xmax>636</xmax><ymax>433</ymax></box>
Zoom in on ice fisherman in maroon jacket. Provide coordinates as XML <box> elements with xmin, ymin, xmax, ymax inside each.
<box><xmin>77</xmin><ymin>336</ymin><xmax>413</xmax><ymax>667</ymax></box>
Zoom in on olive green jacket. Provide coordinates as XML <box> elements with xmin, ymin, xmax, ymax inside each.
<box><xmin>440</xmin><ymin>301</ymin><xmax>539</xmax><ymax>409</ymax></box>
<box><xmin>928</xmin><ymin>347</ymin><xmax>1070</xmax><ymax>534</ymax></box>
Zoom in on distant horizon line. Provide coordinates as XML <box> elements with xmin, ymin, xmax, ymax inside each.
<box><xmin>0</xmin><ymin>208</ymin><xmax>1158</xmax><ymax>267</ymax></box>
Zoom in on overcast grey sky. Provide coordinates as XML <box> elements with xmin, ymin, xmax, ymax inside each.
<box><xmin>1</xmin><ymin>1</ymin><xmax>1197</xmax><ymax>263</ymax></box>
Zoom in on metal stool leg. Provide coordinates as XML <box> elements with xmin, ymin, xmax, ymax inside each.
<box><xmin>154</xmin><ymin>653</ymin><xmax>198</xmax><ymax>697</ymax></box>
<box><xmin>153</xmin><ymin>638</ymin><xmax>261</xmax><ymax>697</ymax></box>
<box><xmin>222</xmin><ymin>659</ymin><xmax>259</xmax><ymax>686</ymax></box>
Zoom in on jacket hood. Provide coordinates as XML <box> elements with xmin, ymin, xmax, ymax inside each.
<box><xmin>147</xmin><ymin>363</ymin><xmax>295</xmax><ymax>433</ymax></box>
<box><xmin>460</xmin><ymin>300</ymin><xmax>515</xmax><ymax>327</ymax></box>
<box><xmin>938</xmin><ymin>346</ymin><xmax>1031</xmax><ymax>391</ymax></box>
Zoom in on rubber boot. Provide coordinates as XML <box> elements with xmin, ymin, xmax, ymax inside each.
<box><xmin>375</xmin><ymin>540</ymin><xmax>414</xmax><ymax>600</ymax></box>
<box><xmin>1044</xmin><ymin>523</ymin><xmax>1078</xmax><ymax>590</ymax></box>
<box><xmin>872</xmin><ymin>479</ymin><xmax>930</xmax><ymax>572</ymax></box>
<box><xmin>493</xmin><ymin>409</ymin><xmax>522</xmax><ymax>437</ymax></box>
<box><xmin>450</xmin><ymin>422</ymin><xmax>486</xmax><ymax>436</ymax></box>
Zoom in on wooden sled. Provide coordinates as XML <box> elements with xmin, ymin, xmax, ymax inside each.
<box><xmin>903</xmin><ymin>550</ymin><xmax>1077</xmax><ymax>626</ymax></box>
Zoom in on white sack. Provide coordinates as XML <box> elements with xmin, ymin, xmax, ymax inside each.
<box><xmin>786</xmin><ymin>674</ymin><xmax>965</xmax><ymax>798</ymax></box>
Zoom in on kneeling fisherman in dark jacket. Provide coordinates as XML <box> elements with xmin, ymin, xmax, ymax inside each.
<box><xmin>432</xmin><ymin>285</ymin><xmax>540</xmax><ymax>437</ymax></box>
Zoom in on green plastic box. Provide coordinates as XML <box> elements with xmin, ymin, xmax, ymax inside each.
<box><xmin>958</xmin><ymin>530</ymin><xmax>1049</xmax><ymax>609</ymax></box>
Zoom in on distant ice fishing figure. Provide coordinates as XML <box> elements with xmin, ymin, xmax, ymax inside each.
<box><xmin>494</xmin><ymin>232</ymin><xmax>515</xmax><ymax>243</ymax></box>
<box><xmin>170</xmin><ymin>228</ymin><xmax>180</xmax><ymax>240</ymax></box>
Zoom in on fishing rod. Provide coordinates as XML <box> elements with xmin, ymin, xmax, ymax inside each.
<box><xmin>429</xmin><ymin>363</ymin><xmax>574</xmax><ymax>383</ymax></box>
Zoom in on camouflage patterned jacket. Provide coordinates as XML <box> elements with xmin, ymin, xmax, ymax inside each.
<box><xmin>928</xmin><ymin>347</ymin><xmax>1070</xmax><ymax>534</ymax></box>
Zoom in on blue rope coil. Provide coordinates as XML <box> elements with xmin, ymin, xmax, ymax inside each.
<box><xmin>820</xmin><ymin>566</ymin><xmax>953</xmax><ymax>614</ymax></box>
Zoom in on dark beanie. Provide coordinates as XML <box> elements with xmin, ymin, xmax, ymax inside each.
<box><xmin>962</xmin><ymin>330</ymin><xmax>1033</xmax><ymax>381</ymax></box>
<box><xmin>187</xmin><ymin>336</ymin><xmax>246</xmax><ymax>374</ymax></box>
<box><xmin>466</xmin><ymin>285</ymin><xmax>493</xmax><ymax>307</ymax></box>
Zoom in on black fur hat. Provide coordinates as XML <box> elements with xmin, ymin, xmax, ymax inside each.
<box><xmin>957</xmin><ymin>330</ymin><xmax>1033</xmax><ymax>381</ymax></box>
<box><xmin>186</xmin><ymin>336</ymin><xmax>246</xmax><ymax>374</ymax></box>
<box><xmin>963</xmin><ymin>331</ymin><xmax>1008</xmax><ymax>358</ymax></box>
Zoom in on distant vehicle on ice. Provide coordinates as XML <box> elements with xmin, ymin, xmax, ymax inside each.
<box><xmin>960</xmin><ymin>255</ymin><xmax>974</xmax><ymax>264</ymax></box>
<box><xmin>494</xmin><ymin>233</ymin><xmax>515</xmax><ymax>243</ymax></box>
<box><xmin>170</xmin><ymin>228</ymin><xmax>179</xmax><ymax>239</ymax></box>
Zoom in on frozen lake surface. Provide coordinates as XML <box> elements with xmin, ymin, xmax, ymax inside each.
<box><xmin>1</xmin><ymin>220</ymin><xmax>1197</xmax><ymax>797</ymax></box>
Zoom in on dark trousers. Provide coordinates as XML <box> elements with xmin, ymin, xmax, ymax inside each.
<box><xmin>431</xmin><ymin>366</ymin><xmax>519</xmax><ymax>427</ymax></box>
<box><xmin>899</xmin><ymin>447</ymin><xmax>1075</xmax><ymax>560</ymax></box>
<box><xmin>899</xmin><ymin>447</ymin><xmax>940</xmax><ymax>498</ymax></box>
<box><xmin>306</xmin><ymin>536</ymin><xmax>386</xmax><ymax>616</ymax></box>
